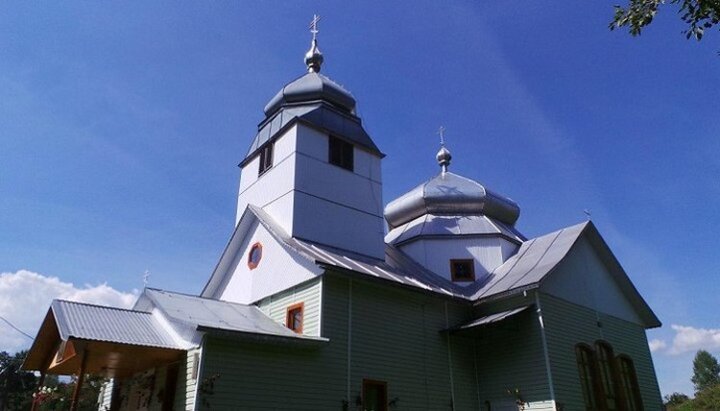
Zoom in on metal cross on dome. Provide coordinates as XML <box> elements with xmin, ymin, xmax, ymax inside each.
<box><xmin>437</xmin><ymin>126</ymin><xmax>446</xmax><ymax>146</ymax></box>
<box><xmin>310</xmin><ymin>14</ymin><xmax>321</xmax><ymax>40</ymax></box>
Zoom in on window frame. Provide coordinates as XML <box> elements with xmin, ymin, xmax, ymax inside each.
<box><xmin>617</xmin><ymin>354</ymin><xmax>643</xmax><ymax>411</ymax></box>
<box><xmin>595</xmin><ymin>341</ymin><xmax>623</xmax><ymax>411</ymax></box>
<box><xmin>450</xmin><ymin>259</ymin><xmax>476</xmax><ymax>282</ymax></box>
<box><xmin>285</xmin><ymin>302</ymin><xmax>304</xmax><ymax>334</ymax></box>
<box><xmin>258</xmin><ymin>142</ymin><xmax>274</xmax><ymax>176</ymax></box>
<box><xmin>575</xmin><ymin>343</ymin><xmax>601</xmax><ymax>411</ymax></box>
<box><xmin>247</xmin><ymin>242</ymin><xmax>263</xmax><ymax>270</ymax></box>
<box><xmin>328</xmin><ymin>135</ymin><xmax>354</xmax><ymax>171</ymax></box>
<box><xmin>362</xmin><ymin>379</ymin><xmax>388</xmax><ymax>411</ymax></box>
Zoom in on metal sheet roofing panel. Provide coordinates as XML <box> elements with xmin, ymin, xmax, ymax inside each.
<box><xmin>144</xmin><ymin>289</ymin><xmax>317</xmax><ymax>340</ymax></box>
<box><xmin>453</xmin><ymin>305</ymin><xmax>531</xmax><ymax>331</ymax></box>
<box><xmin>51</xmin><ymin>300</ymin><xmax>181</xmax><ymax>349</ymax></box>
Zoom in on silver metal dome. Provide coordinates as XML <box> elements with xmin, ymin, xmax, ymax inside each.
<box><xmin>263</xmin><ymin>72</ymin><xmax>356</xmax><ymax>116</ymax></box>
<box><xmin>384</xmin><ymin>171</ymin><xmax>521</xmax><ymax>230</ymax></box>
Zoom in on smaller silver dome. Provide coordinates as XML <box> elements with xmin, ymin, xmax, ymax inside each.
<box><xmin>384</xmin><ymin>172</ymin><xmax>520</xmax><ymax>229</ymax></box>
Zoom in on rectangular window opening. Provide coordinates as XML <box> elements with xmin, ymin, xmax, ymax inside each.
<box><xmin>328</xmin><ymin>136</ymin><xmax>354</xmax><ymax>171</ymax></box>
<box><xmin>286</xmin><ymin>302</ymin><xmax>304</xmax><ymax>334</ymax></box>
<box><xmin>450</xmin><ymin>259</ymin><xmax>475</xmax><ymax>282</ymax></box>
<box><xmin>362</xmin><ymin>379</ymin><xmax>387</xmax><ymax>411</ymax></box>
<box><xmin>258</xmin><ymin>143</ymin><xmax>274</xmax><ymax>176</ymax></box>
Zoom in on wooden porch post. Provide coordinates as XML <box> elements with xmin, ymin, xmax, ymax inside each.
<box><xmin>70</xmin><ymin>349</ymin><xmax>89</xmax><ymax>411</ymax></box>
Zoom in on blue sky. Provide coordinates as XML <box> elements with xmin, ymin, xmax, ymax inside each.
<box><xmin>1</xmin><ymin>1</ymin><xmax>718</xmax><ymax>397</ymax></box>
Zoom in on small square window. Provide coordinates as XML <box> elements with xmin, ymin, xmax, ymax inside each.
<box><xmin>286</xmin><ymin>303</ymin><xmax>304</xmax><ymax>334</ymax></box>
<box><xmin>328</xmin><ymin>136</ymin><xmax>354</xmax><ymax>171</ymax></box>
<box><xmin>450</xmin><ymin>259</ymin><xmax>475</xmax><ymax>282</ymax></box>
<box><xmin>258</xmin><ymin>143</ymin><xmax>274</xmax><ymax>176</ymax></box>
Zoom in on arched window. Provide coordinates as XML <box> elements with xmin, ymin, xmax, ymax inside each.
<box><xmin>595</xmin><ymin>341</ymin><xmax>620</xmax><ymax>411</ymax></box>
<box><xmin>617</xmin><ymin>355</ymin><xmax>643</xmax><ymax>411</ymax></box>
<box><xmin>575</xmin><ymin>343</ymin><xmax>600</xmax><ymax>410</ymax></box>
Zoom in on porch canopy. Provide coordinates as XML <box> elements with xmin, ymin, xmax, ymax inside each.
<box><xmin>22</xmin><ymin>300</ymin><xmax>185</xmax><ymax>379</ymax></box>
<box><xmin>444</xmin><ymin>305</ymin><xmax>532</xmax><ymax>335</ymax></box>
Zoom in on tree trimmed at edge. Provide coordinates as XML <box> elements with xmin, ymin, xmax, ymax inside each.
<box><xmin>691</xmin><ymin>349</ymin><xmax>720</xmax><ymax>393</ymax></box>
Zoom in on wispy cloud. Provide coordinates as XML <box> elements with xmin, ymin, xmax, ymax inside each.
<box><xmin>667</xmin><ymin>324</ymin><xmax>720</xmax><ymax>355</ymax></box>
<box><xmin>0</xmin><ymin>269</ymin><xmax>138</xmax><ymax>353</ymax></box>
<box><xmin>649</xmin><ymin>338</ymin><xmax>668</xmax><ymax>353</ymax></box>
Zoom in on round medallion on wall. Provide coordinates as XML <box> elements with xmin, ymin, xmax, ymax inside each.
<box><xmin>248</xmin><ymin>242</ymin><xmax>263</xmax><ymax>269</ymax></box>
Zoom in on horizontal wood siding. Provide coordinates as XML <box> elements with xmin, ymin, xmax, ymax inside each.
<box><xmin>473</xmin><ymin>307</ymin><xmax>552</xmax><ymax>408</ymax></box>
<box><xmin>184</xmin><ymin>347</ymin><xmax>200</xmax><ymax>410</ymax></box>
<box><xmin>199</xmin><ymin>273</ymin><xmax>480</xmax><ymax>410</ymax></box>
<box><xmin>540</xmin><ymin>293</ymin><xmax>662</xmax><ymax>410</ymax></box>
<box><xmin>256</xmin><ymin>278</ymin><xmax>322</xmax><ymax>336</ymax></box>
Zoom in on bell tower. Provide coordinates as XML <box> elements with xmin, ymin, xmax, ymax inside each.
<box><xmin>236</xmin><ymin>17</ymin><xmax>385</xmax><ymax>260</ymax></box>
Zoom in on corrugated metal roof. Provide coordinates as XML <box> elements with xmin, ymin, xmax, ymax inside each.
<box><xmin>469</xmin><ymin>222</ymin><xmax>588</xmax><ymax>301</ymax></box>
<box><xmin>385</xmin><ymin>214</ymin><xmax>525</xmax><ymax>245</ymax></box>
<box><xmin>248</xmin><ymin>205</ymin><xmax>470</xmax><ymax>299</ymax></box>
<box><xmin>452</xmin><ymin>305</ymin><xmax>531</xmax><ymax>331</ymax></box>
<box><xmin>144</xmin><ymin>288</ymin><xmax>325</xmax><ymax>341</ymax></box>
<box><xmin>51</xmin><ymin>300</ymin><xmax>181</xmax><ymax>349</ymax></box>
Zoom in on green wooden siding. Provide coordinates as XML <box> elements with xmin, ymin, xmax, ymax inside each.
<box><xmin>540</xmin><ymin>292</ymin><xmax>662</xmax><ymax>410</ymax></box>
<box><xmin>199</xmin><ymin>273</ymin><xmax>481</xmax><ymax>410</ymax></box>
<box><xmin>256</xmin><ymin>278</ymin><xmax>322</xmax><ymax>337</ymax></box>
<box><xmin>473</xmin><ymin>306</ymin><xmax>553</xmax><ymax>409</ymax></box>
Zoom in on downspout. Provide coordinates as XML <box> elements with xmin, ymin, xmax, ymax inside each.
<box><xmin>444</xmin><ymin>303</ymin><xmax>456</xmax><ymax>411</ymax></box>
<box><xmin>535</xmin><ymin>293</ymin><xmax>556</xmax><ymax>408</ymax></box>
<box><xmin>346</xmin><ymin>279</ymin><xmax>353</xmax><ymax>406</ymax></box>
<box><xmin>191</xmin><ymin>335</ymin><xmax>207</xmax><ymax>411</ymax></box>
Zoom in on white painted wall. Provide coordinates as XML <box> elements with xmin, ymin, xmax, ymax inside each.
<box><xmin>218</xmin><ymin>219</ymin><xmax>322</xmax><ymax>305</ymax></box>
<box><xmin>235</xmin><ymin>122</ymin><xmax>385</xmax><ymax>259</ymax></box>
<box><xmin>541</xmin><ymin>236</ymin><xmax>642</xmax><ymax>325</ymax></box>
<box><xmin>400</xmin><ymin>237</ymin><xmax>518</xmax><ymax>285</ymax></box>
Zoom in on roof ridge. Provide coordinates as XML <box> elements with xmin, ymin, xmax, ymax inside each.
<box><xmin>53</xmin><ymin>299</ymin><xmax>142</xmax><ymax>314</ymax></box>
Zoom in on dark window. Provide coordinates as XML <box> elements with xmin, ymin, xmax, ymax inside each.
<box><xmin>258</xmin><ymin>143</ymin><xmax>274</xmax><ymax>175</ymax></box>
<box><xmin>329</xmin><ymin>136</ymin><xmax>354</xmax><ymax>171</ymax></box>
<box><xmin>596</xmin><ymin>342</ymin><xmax>620</xmax><ymax>410</ymax></box>
<box><xmin>618</xmin><ymin>355</ymin><xmax>643</xmax><ymax>411</ymax></box>
<box><xmin>450</xmin><ymin>259</ymin><xmax>475</xmax><ymax>282</ymax></box>
<box><xmin>362</xmin><ymin>379</ymin><xmax>387</xmax><ymax>411</ymax></box>
<box><xmin>247</xmin><ymin>242</ymin><xmax>262</xmax><ymax>269</ymax></box>
<box><xmin>576</xmin><ymin>344</ymin><xmax>600</xmax><ymax>411</ymax></box>
<box><xmin>286</xmin><ymin>303</ymin><xmax>304</xmax><ymax>333</ymax></box>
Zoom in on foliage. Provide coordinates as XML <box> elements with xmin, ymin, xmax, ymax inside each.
<box><xmin>34</xmin><ymin>374</ymin><xmax>106</xmax><ymax>411</ymax></box>
<box><xmin>0</xmin><ymin>350</ymin><xmax>37</xmax><ymax>410</ymax></box>
<box><xmin>610</xmin><ymin>0</ymin><xmax>720</xmax><ymax>40</ymax></box>
<box><xmin>665</xmin><ymin>391</ymin><xmax>690</xmax><ymax>407</ymax></box>
<box><xmin>692</xmin><ymin>349</ymin><xmax>720</xmax><ymax>393</ymax></box>
<box><xmin>693</xmin><ymin>383</ymin><xmax>720</xmax><ymax>410</ymax></box>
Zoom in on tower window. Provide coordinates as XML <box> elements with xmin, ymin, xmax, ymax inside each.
<box><xmin>328</xmin><ymin>136</ymin><xmax>354</xmax><ymax>171</ymax></box>
<box><xmin>258</xmin><ymin>143</ymin><xmax>274</xmax><ymax>176</ymax></box>
<box><xmin>286</xmin><ymin>303</ymin><xmax>304</xmax><ymax>333</ymax></box>
<box><xmin>450</xmin><ymin>259</ymin><xmax>475</xmax><ymax>282</ymax></box>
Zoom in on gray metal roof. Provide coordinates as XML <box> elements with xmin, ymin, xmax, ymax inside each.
<box><xmin>468</xmin><ymin>222</ymin><xmax>588</xmax><ymax>301</ymax></box>
<box><xmin>384</xmin><ymin>172</ymin><xmax>521</xmax><ymax>229</ymax></box>
<box><xmin>143</xmin><ymin>288</ymin><xmax>325</xmax><ymax>341</ymax></box>
<box><xmin>264</xmin><ymin>72</ymin><xmax>355</xmax><ymax>116</ymax></box>
<box><xmin>246</xmin><ymin>205</ymin><xmax>471</xmax><ymax>299</ymax></box>
<box><xmin>451</xmin><ymin>305</ymin><xmax>531</xmax><ymax>331</ymax></box>
<box><xmin>242</xmin><ymin>103</ymin><xmax>382</xmax><ymax>166</ymax></box>
<box><xmin>385</xmin><ymin>213</ymin><xmax>525</xmax><ymax>245</ymax></box>
<box><xmin>51</xmin><ymin>300</ymin><xmax>181</xmax><ymax>349</ymax></box>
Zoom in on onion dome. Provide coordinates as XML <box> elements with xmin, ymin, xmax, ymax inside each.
<box><xmin>384</xmin><ymin>171</ymin><xmax>521</xmax><ymax>230</ymax></box>
<box><xmin>263</xmin><ymin>72</ymin><xmax>356</xmax><ymax>116</ymax></box>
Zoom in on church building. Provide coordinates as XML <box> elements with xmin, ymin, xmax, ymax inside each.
<box><xmin>24</xmin><ymin>21</ymin><xmax>662</xmax><ymax>411</ymax></box>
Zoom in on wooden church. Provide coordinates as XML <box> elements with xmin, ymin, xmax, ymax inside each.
<box><xmin>24</xmin><ymin>20</ymin><xmax>662</xmax><ymax>411</ymax></box>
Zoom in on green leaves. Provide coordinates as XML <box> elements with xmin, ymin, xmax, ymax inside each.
<box><xmin>610</xmin><ymin>0</ymin><xmax>720</xmax><ymax>42</ymax></box>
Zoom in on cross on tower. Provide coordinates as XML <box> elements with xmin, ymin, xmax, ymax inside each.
<box><xmin>437</xmin><ymin>126</ymin><xmax>446</xmax><ymax>146</ymax></box>
<box><xmin>309</xmin><ymin>14</ymin><xmax>321</xmax><ymax>40</ymax></box>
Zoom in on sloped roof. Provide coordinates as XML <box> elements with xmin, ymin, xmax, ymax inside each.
<box><xmin>448</xmin><ymin>305</ymin><xmax>532</xmax><ymax>332</ymax></box>
<box><xmin>385</xmin><ymin>213</ymin><xmax>525</xmax><ymax>245</ymax></box>
<box><xmin>468</xmin><ymin>222</ymin><xmax>588</xmax><ymax>301</ymax></box>
<box><xmin>50</xmin><ymin>300</ymin><xmax>181</xmax><ymax>349</ymax></box>
<box><xmin>143</xmin><ymin>288</ymin><xmax>325</xmax><ymax>341</ymax></box>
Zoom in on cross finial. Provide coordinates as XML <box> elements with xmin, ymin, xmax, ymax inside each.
<box><xmin>437</xmin><ymin>126</ymin><xmax>446</xmax><ymax>146</ymax></box>
<box><xmin>583</xmin><ymin>209</ymin><xmax>592</xmax><ymax>220</ymax></box>
<box><xmin>310</xmin><ymin>14</ymin><xmax>321</xmax><ymax>41</ymax></box>
<box><xmin>143</xmin><ymin>270</ymin><xmax>150</xmax><ymax>287</ymax></box>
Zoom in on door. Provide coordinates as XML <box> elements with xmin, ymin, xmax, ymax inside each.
<box><xmin>362</xmin><ymin>379</ymin><xmax>387</xmax><ymax>411</ymax></box>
